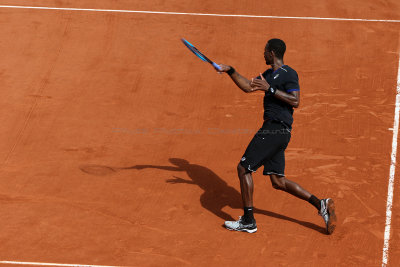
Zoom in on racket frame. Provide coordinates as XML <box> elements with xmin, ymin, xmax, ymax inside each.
<box><xmin>181</xmin><ymin>38</ymin><xmax>222</xmax><ymax>71</ymax></box>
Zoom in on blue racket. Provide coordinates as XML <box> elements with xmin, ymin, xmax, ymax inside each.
<box><xmin>181</xmin><ymin>38</ymin><xmax>222</xmax><ymax>71</ymax></box>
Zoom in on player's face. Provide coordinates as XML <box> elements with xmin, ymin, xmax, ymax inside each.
<box><xmin>264</xmin><ymin>46</ymin><xmax>273</xmax><ymax>65</ymax></box>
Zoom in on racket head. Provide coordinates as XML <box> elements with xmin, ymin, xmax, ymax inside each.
<box><xmin>181</xmin><ymin>38</ymin><xmax>222</xmax><ymax>71</ymax></box>
<box><xmin>181</xmin><ymin>38</ymin><xmax>211</xmax><ymax>63</ymax></box>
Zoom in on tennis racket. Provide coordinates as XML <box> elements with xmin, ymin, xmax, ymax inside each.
<box><xmin>181</xmin><ymin>38</ymin><xmax>222</xmax><ymax>71</ymax></box>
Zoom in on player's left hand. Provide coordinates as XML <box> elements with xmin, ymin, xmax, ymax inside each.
<box><xmin>250</xmin><ymin>73</ymin><xmax>270</xmax><ymax>92</ymax></box>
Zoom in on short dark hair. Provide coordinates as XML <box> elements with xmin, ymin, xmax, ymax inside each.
<box><xmin>266</xmin><ymin>39</ymin><xmax>286</xmax><ymax>59</ymax></box>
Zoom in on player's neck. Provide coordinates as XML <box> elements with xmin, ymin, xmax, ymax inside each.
<box><xmin>271</xmin><ymin>59</ymin><xmax>284</xmax><ymax>71</ymax></box>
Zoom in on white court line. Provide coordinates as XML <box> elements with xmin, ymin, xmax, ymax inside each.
<box><xmin>0</xmin><ymin>5</ymin><xmax>399</xmax><ymax>23</ymax></box>
<box><xmin>382</xmin><ymin>47</ymin><xmax>400</xmax><ymax>266</ymax></box>
<box><xmin>0</xmin><ymin>261</ymin><xmax>123</xmax><ymax>267</ymax></box>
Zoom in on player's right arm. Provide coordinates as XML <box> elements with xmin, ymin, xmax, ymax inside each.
<box><xmin>217</xmin><ymin>64</ymin><xmax>253</xmax><ymax>93</ymax></box>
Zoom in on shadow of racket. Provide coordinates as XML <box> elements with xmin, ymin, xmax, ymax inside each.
<box><xmin>79</xmin><ymin>164</ymin><xmax>136</xmax><ymax>176</ymax></box>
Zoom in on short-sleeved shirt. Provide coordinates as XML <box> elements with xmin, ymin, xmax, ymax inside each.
<box><xmin>257</xmin><ymin>65</ymin><xmax>300</xmax><ymax>129</ymax></box>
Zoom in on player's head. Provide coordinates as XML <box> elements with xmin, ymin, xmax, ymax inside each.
<box><xmin>264</xmin><ymin>39</ymin><xmax>286</xmax><ymax>64</ymax></box>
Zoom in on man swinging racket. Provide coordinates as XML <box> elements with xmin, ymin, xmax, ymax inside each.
<box><xmin>216</xmin><ymin>38</ymin><xmax>336</xmax><ymax>234</ymax></box>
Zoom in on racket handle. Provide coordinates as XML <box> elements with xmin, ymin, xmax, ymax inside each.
<box><xmin>212</xmin><ymin>62</ymin><xmax>222</xmax><ymax>71</ymax></box>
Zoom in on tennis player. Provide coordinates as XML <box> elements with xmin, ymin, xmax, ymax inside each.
<box><xmin>216</xmin><ymin>38</ymin><xmax>336</xmax><ymax>234</ymax></box>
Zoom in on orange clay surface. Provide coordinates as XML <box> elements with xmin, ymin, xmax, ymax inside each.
<box><xmin>0</xmin><ymin>0</ymin><xmax>400</xmax><ymax>266</ymax></box>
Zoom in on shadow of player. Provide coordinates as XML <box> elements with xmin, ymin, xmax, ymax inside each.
<box><xmin>130</xmin><ymin>158</ymin><xmax>326</xmax><ymax>234</ymax></box>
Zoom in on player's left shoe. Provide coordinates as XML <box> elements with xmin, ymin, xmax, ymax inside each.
<box><xmin>224</xmin><ymin>216</ymin><xmax>257</xmax><ymax>233</ymax></box>
<box><xmin>319</xmin><ymin>198</ymin><xmax>337</xmax><ymax>234</ymax></box>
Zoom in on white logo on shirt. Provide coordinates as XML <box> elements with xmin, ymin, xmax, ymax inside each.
<box><xmin>274</xmin><ymin>74</ymin><xmax>279</xmax><ymax>79</ymax></box>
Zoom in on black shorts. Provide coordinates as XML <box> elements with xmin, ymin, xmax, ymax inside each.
<box><xmin>240</xmin><ymin>120</ymin><xmax>291</xmax><ymax>176</ymax></box>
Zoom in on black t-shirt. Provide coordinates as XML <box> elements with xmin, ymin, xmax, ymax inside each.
<box><xmin>256</xmin><ymin>65</ymin><xmax>300</xmax><ymax>129</ymax></box>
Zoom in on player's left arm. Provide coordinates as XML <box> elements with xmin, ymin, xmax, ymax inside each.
<box><xmin>276</xmin><ymin>69</ymin><xmax>300</xmax><ymax>108</ymax></box>
<box><xmin>250</xmin><ymin>73</ymin><xmax>300</xmax><ymax>108</ymax></box>
<box><xmin>274</xmin><ymin>90</ymin><xmax>300</xmax><ymax>108</ymax></box>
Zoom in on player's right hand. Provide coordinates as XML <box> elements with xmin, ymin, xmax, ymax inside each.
<box><xmin>215</xmin><ymin>63</ymin><xmax>231</xmax><ymax>74</ymax></box>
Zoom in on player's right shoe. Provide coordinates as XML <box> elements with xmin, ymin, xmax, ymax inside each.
<box><xmin>319</xmin><ymin>198</ymin><xmax>337</xmax><ymax>234</ymax></box>
<box><xmin>224</xmin><ymin>216</ymin><xmax>257</xmax><ymax>233</ymax></box>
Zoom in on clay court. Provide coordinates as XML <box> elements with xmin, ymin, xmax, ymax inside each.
<box><xmin>0</xmin><ymin>0</ymin><xmax>400</xmax><ymax>266</ymax></box>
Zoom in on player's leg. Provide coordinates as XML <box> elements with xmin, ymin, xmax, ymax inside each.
<box><xmin>262</xmin><ymin>123</ymin><xmax>337</xmax><ymax>234</ymax></box>
<box><xmin>269</xmin><ymin>174</ymin><xmax>311</xmax><ymax>201</ymax></box>
<box><xmin>224</xmin><ymin>163</ymin><xmax>257</xmax><ymax>233</ymax></box>
<box><xmin>269</xmin><ymin>174</ymin><xmax>324</xmax><ymax>215</ymax></box>
<box><xmin>263</xmin><ymin>130</ymin><xmax>320</xmax><ymax>207</ymax></box>
<box><xmin>268</xmin><ymin>171</ymin><xmax>321</xmax><ymax>212</ymax></box>
<box><xmin>268</xmin><ymin>174</ymin><xmax>336</xmax><ymax>234</ymax></box>
<box><xmin>237</xmin><ymin>163</ymin><xmax>253</xmax><ymax>208</ymax></box>
<box><xmin>224</xmin><ymin>127</ymin><xmax>270</xmax><ymax>233</ymax></box>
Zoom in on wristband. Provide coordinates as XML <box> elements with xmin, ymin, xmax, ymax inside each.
<box><xmin>227</xmin><ymin>66</ymin><xmax>235</xmax><ymax>75</ymax></box>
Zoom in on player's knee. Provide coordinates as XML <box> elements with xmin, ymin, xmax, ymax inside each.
<box><xmin>237</xmin><ymin>163</ymin><xmax>245</xmax><ymax>176</ymax></box>
<box><xmin>271</xmin><ymin>176</ymin><xmax>286</xmax><ymax>190</ymax></box>
<box><xmin>271</xmin><ymin>181</ymin><xmax>284</xmax><ymax>190</ymax></box>
<box><xmin>237</xmin><ymin>163</ymin><xmax>252</xmax><ymax>179</ymax></box>
<box><xmin>271</xmin><ymin>182</ymin><xmax>280</xmax><ymax>190</ymax></box>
